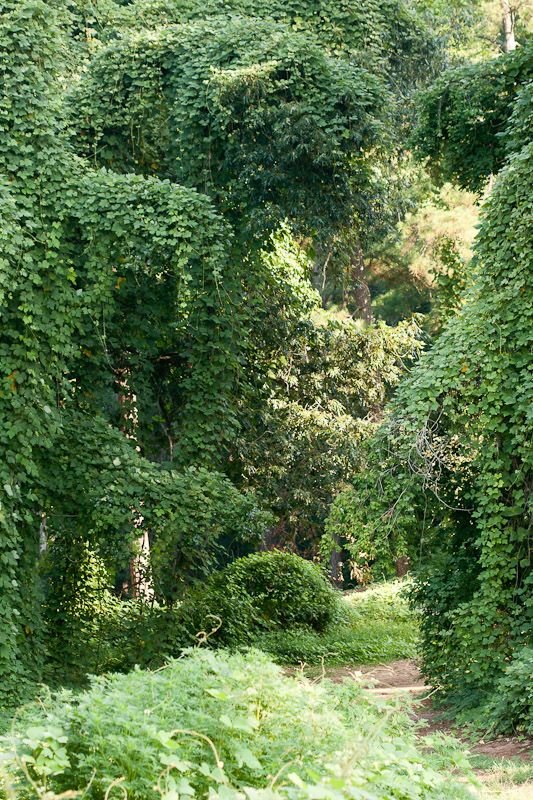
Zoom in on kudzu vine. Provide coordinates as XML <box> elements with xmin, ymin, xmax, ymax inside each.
<box><xmin>329</xmin><ymin>49</ymin><xmax>533</xmax><ymax>706</ymax></box>
<box><xmin>412</xmin><ymin>41</ymin><xmax>533</xmax><ymax>191</ymax></box>
<box><xmin>0</xmin><ymin>0</ymin><xmax>260</xmax><ymax>700</ymax></box>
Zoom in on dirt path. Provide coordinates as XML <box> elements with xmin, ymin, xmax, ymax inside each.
<box><xmin>308</xmin><ymin>659</ymin><xmax>532</xmax><ymax>763</ymax></box>
<box><xmin>287</xmin><ymin>659</ymin><xmax>532</xmax><ymax>796</ymax></box>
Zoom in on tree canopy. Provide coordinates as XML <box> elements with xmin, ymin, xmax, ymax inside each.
<box><xmin>412</xmin><ymin>40</ymin><xmax>533</xmax><ymax>190</ymax></box>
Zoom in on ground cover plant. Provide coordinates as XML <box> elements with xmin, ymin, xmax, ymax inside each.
<box><xmin>0</xmin><ymin>649</ymin><xmax>475</xmax><ymax>800</ymax></box>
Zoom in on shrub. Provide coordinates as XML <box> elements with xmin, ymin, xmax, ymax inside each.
<box><xmin>224</xmin><ymin>551</ymin><xmax>338</xmax><ymax>629</ymax></box>
<box><xmin>0</xmin><ymin>649</ymin><xmax>474</xmax><ymax>800</ymax></box>
<box><xmin>178</xmin><ymin>552</ymin><xmax>340</xmax><ymax>647</ymax></box>
<box><xmin>484</xmin><ymin>647</ymin><xmax>533</xmax><ymax>736</ymax></box>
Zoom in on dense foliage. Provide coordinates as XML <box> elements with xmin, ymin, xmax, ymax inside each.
<box><xmin>323</xmin><ymin>459</ymin><xmax>418</xmax><ymax>584</ymax></box>
<box><xmin>97</xmin><ymin>0</ymin><xmax>442</xmax><ymax>89</ymax></box>
<box><xmin>1</xmin><ymin>0</ymin><xmax>531</xmax><ymax>753</ymax></box>
<box><xmin>0</xmin><ymin>0</ymin><xmax>446</xmax><ymax>703</ymax></box>
<box><xmin>409</xmin><ymin>139</ymin><xmax>532</xmax><ymax>706</ymax></box>
<box><xmin>42</xmin><ymin>464</ymin><xmax>271</xmax><ymax>682</ymax></box>
<box><xmin>0</xmin><ymin>649</ymin><xmax>474</xmax><ymax>800</ymax></box>
<box><xmin>0</xmin><ymin>0</ymin><xmax>262</xmax><ymax>701</ymax></box>
<box><xmin>38</xmin><ymin>572</ymin><xmax>418</xmax><ymax>680</ymax></box>
<box><xmin>71</xmin><ymin>16</ymin><xmax>386</xmax><ymax>240</ymax></box>
<box><xmin>412</xmin><ymin>41</ymin><xmax>533</xmax><ymax>191</ymax></box>
<box><xmin>235</xmin><ymin>318</ymin><xmax>422</xmax><ymax>552</ymax></box>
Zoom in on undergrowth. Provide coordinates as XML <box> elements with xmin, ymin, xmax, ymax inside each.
<box><xmin>0</xmin><ymin>648</ymin><xmax>474</xmax><ymax>800</ymax></box>
<box><xmin>251</xmin><ymin>581</ymin><xmax>419</xmax><ymax>665</ymax></box>
<box><xmin>40</xmin><ymin>560</ymin><xmax>418</xmax><ymax>681</ymax></box>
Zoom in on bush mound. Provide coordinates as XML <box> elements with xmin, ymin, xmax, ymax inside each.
<box><xmin>0</xmin><ymin>649</ymin><xmax>474</xmax><ymax>800</ymax></box>
<box><xmin>223</xmin><ymin>551</ymin><xmax>339</xmax><ymax>629</ymax></box>
<box><xmin>179</xmin><ymin>551</ymin><xmax>340</xmax><ymax>646</ymax></box>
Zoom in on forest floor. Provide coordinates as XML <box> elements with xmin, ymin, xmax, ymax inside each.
<box><xmin>293</xmin><ymin>659</ymin><xmax>532</xmax><ymax>799</ymax></box>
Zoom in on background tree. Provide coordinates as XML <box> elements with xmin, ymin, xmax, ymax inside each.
<box><xmin>501</xmin><ymin>0</ymin><xmax>517</xmax><ymax>51</ymax></box>
<box><xmin>411</xmin><ymin>42</ymin><xmax>533</xmax><ymax>191</ymax></box>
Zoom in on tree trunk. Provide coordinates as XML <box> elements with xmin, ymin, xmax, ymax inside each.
<box><xmin>129</xmin><ymin>527</ymin><xmax>152</xmax><ymax>600</ymax></box>
<box><xmin>353</xmin><ymin>278</ymin><xmax>373</xmax><ymax>324</ymax></box>
<box><xmin>395</xmin><ymin>555</ymin><xmax>410</xmax><ymax>578</ymax></box>
<box><xmin>117</xmin><ymin>370</ymin><xmax>154</xmax><ymax>601</ymax></box>
<box><xmin>329</xmin><ymin>545</ymin><xmax>344</xmax><ymax>587</ymax></box>
<box><xmin>346</xmin><ymin>245</ymin><xmax>373</xmax><ymax>323</ymax></box>
<box><xmin>501</xmin><ymin>0</ymin><xmax>517</xmax><ymax>52</ymax></box>
<box><xmin>39</xmin><ymin>513</ymin><xmax>47</xmax><ymax>554</ymax></box>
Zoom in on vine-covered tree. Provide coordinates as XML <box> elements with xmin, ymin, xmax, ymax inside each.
<box><xmin>0</xmin><ymin>0</ymin><xmax>266</xmax><ymax>700</ymax></box>
<box><xmin>327</xmin><ymin>44</ymin><xmax>533</xmax><ymax>717</ymax></box>
<box><xmin>411</xmin><ymin>41</ymin><xmax>533</xmax><ymax>191</ymax></box>
<box><xmin>63</xmin><ymin>0</ymin><xmax>439</xmax><ymax>549</ymax></box>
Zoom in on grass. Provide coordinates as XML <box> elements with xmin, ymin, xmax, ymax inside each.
<box><xmin>476</xmin><ymin>783</ymin><xmax>533</xmax><ymax>799</ymax></box>
<box><xmin>469</xmin><ymin>756</ymin><xmax>533</xmax><ymax>797</ymax></box>
<box><xmin>470</xmin><ymin>756</ymin><xmax>533</xmax><ymax>784</ymax></box>
<box><xmin>251</xmin><ymin>579</ymin><xmax>419</xmax><ymax>666</ymax></box>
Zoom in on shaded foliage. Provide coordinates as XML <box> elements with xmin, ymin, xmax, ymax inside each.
<box><xmin>235</xmin><ymin>318</ymin><xmax>422</xmax><ymax>553</ymax></box>
<box><xmin>69</xmin><ymin>16</ymin><xmax>386</xmax><ymax>241</ymax></box>
<box><xmin>412</xmin><ymin>42</ymin><xmax>533</xmax><ymax>191</ymax></box>
<box><xmin>111</xmin><ymin>0</ymin><xmax>443</xmax><ymax>93</ymax></box>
